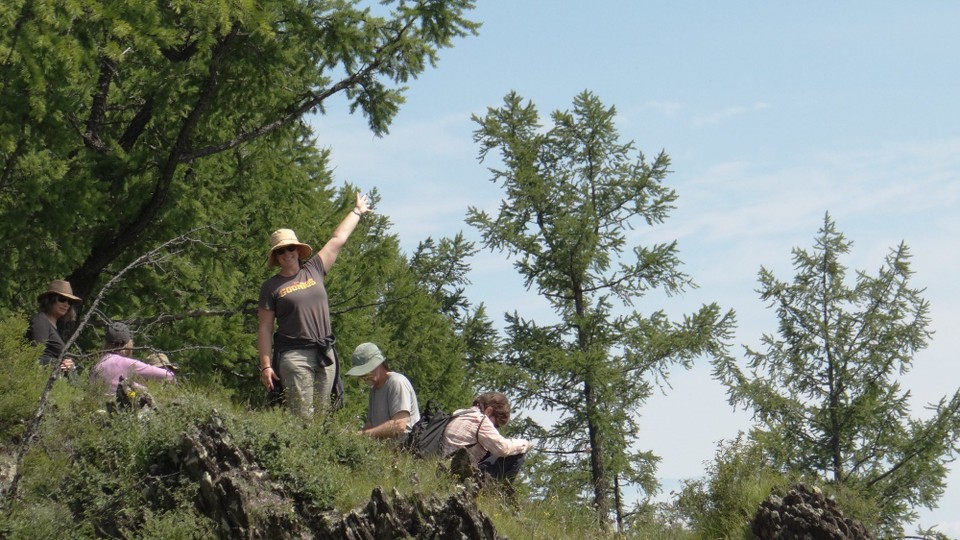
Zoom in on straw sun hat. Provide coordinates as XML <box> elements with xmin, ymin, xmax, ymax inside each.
<box><xmin>266</xmin><ymin>229</ymin><xmax>312</xmax><ymax>267</ymax></box>
<box><xmin>37</xmin><ymin>279</ymin><xmax>82</xmax><ymax>303</ymax></box>
<box><xmin>146</xmin><ymin>352</ymin><xmax>180</xmax><ymax>372</ymax></box>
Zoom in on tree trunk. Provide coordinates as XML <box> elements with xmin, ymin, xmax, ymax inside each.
<box><xmin>585</xmin><ymin>380</ymin><xmax>609</xmax><ymax>523</ymax></box>
<box><xmin>614</xmin><ymin>473</ymin><xmax>624</xmax><ymax>532</ymax></box>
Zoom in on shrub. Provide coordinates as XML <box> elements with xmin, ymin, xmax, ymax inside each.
<box><xmin>673</xmin><ymin>434</ymin><xmax>792</xmax><ymax>539</ymax></box>
<box><xmin>0</xmin><ymin>315</ymin><xmax>50</xmax><ymax>442</ymax></box>
<box><xmin>1</xmin><ymin>365</ymin><xmax>685</xmax><ymax>539</ymax></box>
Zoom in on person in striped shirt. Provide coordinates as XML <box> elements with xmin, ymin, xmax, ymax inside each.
<box><xmin>441</xmin><ymin>391</ymin><xmax>531</xmax><ymax>483</ymax></box>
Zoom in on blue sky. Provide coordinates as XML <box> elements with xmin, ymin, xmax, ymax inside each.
<box><xmin>312</xmin><ymin>2</ymin><xmax>960</xmax><ymax>533</ymax></box>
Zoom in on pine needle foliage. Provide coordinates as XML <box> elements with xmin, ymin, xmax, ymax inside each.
<box><xmin>712</xmin><ymin>213</ymin><xmax>960</xmax><ymax>537</ymax></box>
<box><xmin>0</xmin><ymin>316</ymin><xmax>49</xmax><ymax>442</ymax></box>
<box><xmin>467</xmin><ymin>90</ymin><xmax>736</xmax><ymax>527</ymax></box>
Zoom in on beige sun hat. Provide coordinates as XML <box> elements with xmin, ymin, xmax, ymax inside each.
<box><xmin>37</xmin><ymin>279</ymin><xmax>82</xmax><ymax>303</ymax></box>
<box><xmin>146</xmin><ymin>352</ymin><xmax>179</xmax><ymax>372</ymax></box>
<box><xmin>266</xmin><ymin>229</ymin><xmax>313</xmax><ymax>267</ymax></box>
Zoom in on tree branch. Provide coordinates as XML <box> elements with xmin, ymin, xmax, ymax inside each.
<box><xmin>67</xmin><ymin>24</ymin><xmax>241</xmax><ymax>299</ymax></box>
<box><xmin>180</xmin><ymin>18</ymin><xmax>415</xmax><ymax>163</ymax></box>
<box><xmin>1</xmin><ymin>226</ymin><xmax>213</xmax><ymax>502</ymax></box>
<box><xmin>82</xmin><ymin>55</ymin><xmax>117</xmax><ymax>154</ymax></box>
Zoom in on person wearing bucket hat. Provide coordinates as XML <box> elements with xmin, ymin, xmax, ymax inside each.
<box><xmin>90</xmin><ymin>322</ymin><xmax>176</xmax><ymax>397</ymax></box>
<box><xmin>257</xmin><ymin>191</ymin><xmax>372</xmax><ymax>417</ymax></box>
<box><xmin>145</xmin><ymin>352</ymin><xmax>179</xmax><ymax>372</ymax></box>
<box><xmin>347</xmin><ymin>342</ymin><xmax>421</xmax><ymax>440</ymax></box>
<box><xmin>27</xmin><ymin>279</ymin><xmax>82</xmax><ymax>373</ymax></box>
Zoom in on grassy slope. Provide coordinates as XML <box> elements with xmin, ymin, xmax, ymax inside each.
<box><xmin>0</xmin><ymin>374</ymin><xmax>626</xmax><ymax>539</ymax></box>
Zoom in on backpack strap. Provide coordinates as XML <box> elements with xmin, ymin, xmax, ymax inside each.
<box><xmin>473</xmin><ymin>413</ymin><xmax>489</xmax><ymax>456</ymax></box>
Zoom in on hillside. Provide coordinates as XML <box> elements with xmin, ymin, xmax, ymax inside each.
<box><xmin>0</xmin><ymin>367</ymin><xmax>616</xmax><ymax>539</ymax></box>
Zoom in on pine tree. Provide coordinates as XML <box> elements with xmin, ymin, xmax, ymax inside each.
<box><xmin>467</xmin><ymin>91</ymin><xmax>734</xmax><ymax>525</ymax></box>
<box><xmin>0</xmin><ymin>0</ymin><xmax>479</xmax><ymax>303</ymax></box>
<box><xmin>713</xmin><ymin>213</ymin><xmax>960</xmax><ymax>534</ymax></box>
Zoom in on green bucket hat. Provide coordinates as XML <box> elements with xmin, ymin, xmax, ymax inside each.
<box><xmin>346</xmin><ymin>342</ymin><xmax>385</xmax><ymax>376</ymax></box>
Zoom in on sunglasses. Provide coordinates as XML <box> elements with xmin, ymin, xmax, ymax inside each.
<box><xmin>54</xmin><ymin>295</ymin><xmax>71</xmax><ymax>303</ymax></box>
<box><xmin>273</xmin><ymin>245</ymin><xmax>299</xmax><ymax>256</ymax></box>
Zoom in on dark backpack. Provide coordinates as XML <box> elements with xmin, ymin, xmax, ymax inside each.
<box><xmin>404</xmin><ymin>401</ymin><xmax>470</xmax><ymax>459</ymax></box>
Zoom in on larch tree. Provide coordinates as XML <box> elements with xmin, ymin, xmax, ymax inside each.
<box><xmin>0</xmin><ymin>0</ymin><xmax>482</xmax><ymax>398</ymax></box>
<box><xmin>713</xmin><ymin>213</ymin><xmax>960</xmax><ymax>535</ymax></box>
<box><xmin>0</xmin><ymin>0</ymin><xmax>478</xmax><ymax>301</ymax></box>
<box><xmin>467</xmin><ymin>90</ymin><xmax>735</xmax><ymax>527</ymax></box>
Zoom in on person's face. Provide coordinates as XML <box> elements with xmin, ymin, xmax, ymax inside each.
<box><xmin>273</xmin><ymin>244</ymin><xmax>299</xmax><ymax>269</ymax></box>
<box><xmin>361</xmin><ymin>364</ymin><xmax>387</xmax><ymax>388</ymax></box>
<box><xmin>49</xmin><ymin>295</ymin><xmax>71</xmax><ymax>319</ymax></box>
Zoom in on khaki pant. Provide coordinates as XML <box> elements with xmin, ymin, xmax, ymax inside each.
<box><xmin>277</xmin><ymin>347</ymin><xmax>336</xmax><ymax>417</ymax></box>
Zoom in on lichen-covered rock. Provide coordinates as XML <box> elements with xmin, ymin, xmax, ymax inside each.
<box><xmin>750</xmin><ymin>484</ymin><xmax>872</xmax><ymax>540</ymax></box>
<box><xmin>113</xmin><ymin>376</ymin><xmax>156</xmax><ymax>412</ymax></box>
<box><xmin>157</xmin><ymin>413</ymin><xmax>504</xmax><ymax>540</ymax></box>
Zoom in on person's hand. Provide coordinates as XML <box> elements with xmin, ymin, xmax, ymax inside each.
<box><xmin>59</xmin><ymin>358</ymin><xmax>75</xmax><ymax>372</ymax></box>
<box><xmin>260</xmin><ymin>366</ymin><xmax>280</xmax><ymax>390</ymax></box>
<box><xmin>354</xmin><ymin>191</ymin><xmax>371</xmax><ymax>215</ymax></box>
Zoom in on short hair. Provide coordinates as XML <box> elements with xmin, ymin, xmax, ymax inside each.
<box><xmin>473</xmin><ymin>391</ymin><xmax>511</xmax><ymax>427</ymax></box>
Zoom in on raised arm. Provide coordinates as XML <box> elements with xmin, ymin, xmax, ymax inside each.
<box><xmin>317</xmin><ymin>191</ymin><xmax>371</xmax><ymax>271</ymax></box>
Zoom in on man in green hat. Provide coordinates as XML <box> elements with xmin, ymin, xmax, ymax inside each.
<box><xmin>347</xmin><ymin>342</ymin><xmax>420</xmax><ymax>439</ymax></box>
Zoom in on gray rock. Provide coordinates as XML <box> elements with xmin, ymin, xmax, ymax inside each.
<box><xmin>750</xmin><ymin>484</ymin><xmax>872</xmax><ymax>540</ymax></box>
<box><xmin>157</xmin><ymin>413</ymin><xmax>504</xmax><ymax>540</ymax></box>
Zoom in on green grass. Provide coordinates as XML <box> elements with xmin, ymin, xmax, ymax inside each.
<box><xmin>0</xmin><ymin>314</ymin><xmax>676</xmax><ymax>539</ymax></box>
<box><xmin>0</xmin><ymin>313</ymin><xmax>903</xmax><ymax>539</ymax></box>
<box><xmin>1</xmin><ymin>375</ymin><xmax>629</xmax><ymax>539</ymax></box>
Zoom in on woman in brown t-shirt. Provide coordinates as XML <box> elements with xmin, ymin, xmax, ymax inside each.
<box><xmin>257</xmin><ymin>191</ymin><xmax>371</xmax><ymax>417</ymax></box>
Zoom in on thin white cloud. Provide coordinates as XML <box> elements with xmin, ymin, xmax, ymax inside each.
<box><xmin>917</xmin><ymin>518</ymin><xmax>960</xmax><ymax>538</ymax></box>
<box><xmin>312</xmin><ymin>111</ymin><xmax>477</xmax><ymax>168</ymax></box>
<box><xmin>649</xmin><ymin>137</ymin><xmax>960</xmax><ymax>248</ymax></box>
<box><xmin>694</xmin><ymin>102</ymin><xmax>773</xmax><ymax>127</ymax></box>
<box><xmin>308</xmin><ymin>109</ymin><xmax>492</xmax><ymax>250</ymax></box>
<box><xmin>644</xmin><ymin>100</ymin><xmax>684</xmax><ymax>117</ymax></box>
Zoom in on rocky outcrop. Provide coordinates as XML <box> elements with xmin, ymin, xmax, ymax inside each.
<box><xmin>148</xmin><ymin>412</ymin><xmax>504</xmax><ymax>539</ymax></box>
<box><xmin>750</xmin><ymin>484</ymin><xmax>872</xmax><ymax>540</ymax></box>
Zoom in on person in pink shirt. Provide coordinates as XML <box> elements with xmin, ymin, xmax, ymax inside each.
<box><xmin>91</xmin><ymin>322</ymin><xmax>175</xmax><ymax>397</ymax></box>
<box><xmin>441</xmin><ymin>391</ymin><xmax>531</xmax><ymax>483</ymax></box>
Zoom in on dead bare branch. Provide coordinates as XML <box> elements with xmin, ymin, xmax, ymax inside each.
<box><xmin>1</xmin><ymin>226</ymin><xmax>213</xmax><ymax>502</ymax></box>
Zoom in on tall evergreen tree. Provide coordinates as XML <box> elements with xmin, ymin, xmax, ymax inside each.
<box><xmin>467</xmin><ymin>91</ymin><xmax>734</xmax><ymax>525</ymax></box>
<box><xmin>0</xmin><ymin>0</ymin><xmax>478</xmax><ymax>302</ymax></box>
<box><xmin>713</xmin><ymin>213</ymin><xmax>960</xmax><ymax>535</ymax></box>
<box><xmin>0</xmin><ymin>0</ymin><xmax>481</xmax><ymax>399</ymax></box>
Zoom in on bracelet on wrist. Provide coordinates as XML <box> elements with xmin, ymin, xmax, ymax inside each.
<box><xmin>352</xmin><ymin>208</ymin><xmax>362</xmax><ymax>217</ymax></box>
<box><xmin>260</xmin><ymin>366</ymin><xmax>272</xmax><ymax>372</ymax></box>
